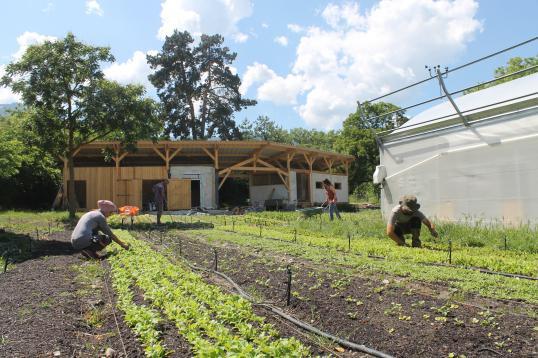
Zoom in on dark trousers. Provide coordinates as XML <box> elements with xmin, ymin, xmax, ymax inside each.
<box><xmin>394</xmin><ymin>217</ymin><xmax>422</xmax><ymax>247</ymax></box>
<box><xmin>86</xmin><ymin>234</ymin><xmax>112</xmax><ymax>253</ymax></box>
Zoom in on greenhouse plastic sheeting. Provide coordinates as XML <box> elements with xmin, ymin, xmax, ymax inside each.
<box><xmin>379</xmin><ymin>76</ymin><xmax>538</xmax><ymax>226</ymax></box>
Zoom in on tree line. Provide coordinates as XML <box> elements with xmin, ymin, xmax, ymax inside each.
<box><xmin>1</xmin><ymin>31</ymin><xmax>536</xmax><ymax>216</ymax></box>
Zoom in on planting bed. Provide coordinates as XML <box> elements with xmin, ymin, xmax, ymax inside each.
<box><xmin>2</xmin><ymin>211</ymin><xmax>537</xmax><ymax>357</ymax></box>
<box><xmin>0</xmin><ymin>230</ymin><xmax>144</xmax><ymax>357</ymax></box>
<box><xmin>142</xmin><ymin>229</ymin><xmax>538</xmax><ymax>358</ymax></box>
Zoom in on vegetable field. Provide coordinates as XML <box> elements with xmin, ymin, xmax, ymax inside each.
<box><xmin>1</xmin><ymin>210</ymin><xmax>537</xmax><ymax>357</ymax></box>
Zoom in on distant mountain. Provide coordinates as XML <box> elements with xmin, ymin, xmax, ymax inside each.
<box><xmin>0</xmin><ymin>103</ymin><xmax>19</xmax><ymax>116</ymax></box>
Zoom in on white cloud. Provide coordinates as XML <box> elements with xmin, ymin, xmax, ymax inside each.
<box><xmin>1</xmin><ymin>32</ymin><xmax>58</xmax><ymax>104</ymax></box>
<box><xmin>245</xmin><ymin>0</ymin><xmax>482</xmax><ymax>129</ymax></box>
<box><xmin>287</xmin><ymin>23</ymin><xmax>303</xmax><ymax>33</ymax></box>
<box><xmin>103</xmin><ymin>50</ymin><xmax>158</xmax><ymax>88</ymax></box>
<box><xmin>274</xmin><ymin>36</ymin><xmax>288</xmax><ymax>47</ymax></box>
<box><xmin>85</xmin><ymin>0</ymin><xmax>104</xmax><ymax>16</ymax></box>
<box><xmin>0</xmin><ymin>65</ymin><xmax>21</xmax><ymax>104</ymax></box>
<box><xmin>13</xmin><ymin>31</ymin><xmax>57</xmax><ymax>60</ymax></box>
<box><xmin>261</xmin><ymin>22</ymin><xmax>269</xmax><ymax>29</ymax></box>
<box><xmin>240</xmin><ymin>62</ymin><xmax>275</xmax><ymax>95</ymax></box>
<box><xmin>240</xmin><ymin>62</ymin><xmax>305</xmax><ymax>105</ymax></box>
<box><xmin>233</xmin><ymin>32</ymin><xmax>249</xmax><ymax>43</ymax></box>
<box><xmin>321</xmin><ymin>2</ymin><xmax>365</xmax><ymax>30</ymax></box>
<box><xmin>158</xmin><ymin>0</ymin><xmax>253</xmax><ymax>42</ymax></box>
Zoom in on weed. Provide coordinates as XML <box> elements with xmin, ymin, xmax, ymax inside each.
<box><xmin>384</xmin><ymin>302</ymin><xmax>402</xmax><ymax>317</ymax></box>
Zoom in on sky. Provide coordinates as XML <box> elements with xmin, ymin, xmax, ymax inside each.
<box><xmin>0</xmin><ymin>0</ymin><xmax>537</xmax><ymax>131</ymax></box>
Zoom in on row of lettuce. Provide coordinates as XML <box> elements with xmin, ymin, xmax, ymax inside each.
<box><xmin>161</xmin><ymin>214</ymin><xmax>537</xmax><ymax>278</ymax></box>
<box><xmin>108</xmin><ymin>231</ymin><xmax>309</xmax><ymax>357</ymax></box>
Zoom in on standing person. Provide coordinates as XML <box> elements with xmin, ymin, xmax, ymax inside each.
<box><xmin>153</xmin><ymin>179</ymin><xmax>169</xmax><ymax>225</ymax></box>
<box><xmin>71</xmin><ymin>200</ymin><xmax>130</xmax><ymax>259</ymax></box>
<box><xmin>322</xmin><ymin>178</ymin><xmax>341</xmax><ymax>221</ymax></box>
<box><xmin>386</xmin><ymin>195</ymin><xmax>438</xmax><ymax>248</ymax></box>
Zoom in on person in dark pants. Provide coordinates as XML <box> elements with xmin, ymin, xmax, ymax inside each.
<box><xmin>71</xmin><ymin>200</ymin><xmax>130</xmax><ymax>259</ymax></box>
<box><xmin>322</xmin><ymin>178</ymin><xmax>342</xmax><ymax>221</ymax></box>
<box><xmin>386</xmin><ymin>195</ymin><xmax>438</xmax><ymax>248</ymax></box>
<box><xmin>153</xmin><ymin>179</ymin><xmax>169</xmax><ymax>225</ymax></box>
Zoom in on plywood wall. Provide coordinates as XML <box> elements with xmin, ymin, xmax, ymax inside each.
<box><xmin>168</xmin><ymin>179</ymin><xmax>191</xmax><ymax>210</ymax></box>
<box><xmin>71</xmin><ymin>166</ymin><xmax>167</xmax><ymax>209</ymax></box>
<box><xmin>73</xmin><ymin>167</ymin><xmax>114</xmax><ymax>209</ymax></box>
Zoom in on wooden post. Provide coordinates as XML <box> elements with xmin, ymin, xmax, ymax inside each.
<box><xmin>286</xmin><ymin>153</ymin><xmax>293</xmax><ymax>202</ymax></box>
<box><xmin>61</xmin><ymin>156</ymin><xmax>68</xmax><ymax>208</ymax></box>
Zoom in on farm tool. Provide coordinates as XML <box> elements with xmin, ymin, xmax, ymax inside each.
<box><xmin>296</xmin><ymin>206</ymin><xmax>325</xmax><ymax>219</ymax></box>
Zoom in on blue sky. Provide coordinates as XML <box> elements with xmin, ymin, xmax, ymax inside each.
<box><xmin>1</xmin><ymin>0</ymin><xmax>537</xmax><ymax>130</ymax></box>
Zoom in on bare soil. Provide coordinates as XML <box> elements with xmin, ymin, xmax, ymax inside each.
<box><xmin>149</xmin><ymin>230</ymin><xmax>538</xmax><ymax>358</ymax></box>
<box><xmin>0</xmin><ymin>231</ymin><xmax>145</xmax><ymax>357</ymax></box>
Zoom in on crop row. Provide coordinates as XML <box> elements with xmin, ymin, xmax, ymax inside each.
<box><xmin>183</xmin><ymin>215</ymin><xmax>537</xmax><ymax>278</ymax></box>
<box><xmin>180</xmin><ymin>227</ymin><xmax>538</xmax><ymax>304</ymax></box>
<box><xmin>108</xmin><ymin>231</ymin><xmax>309</xmax><ymax>357</ymax></box>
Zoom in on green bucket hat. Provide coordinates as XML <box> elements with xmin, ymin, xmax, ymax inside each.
<box><xmin>400</xmin><ymin>195</ymin><xmax>420</xmax><ymax>212</ymax></box>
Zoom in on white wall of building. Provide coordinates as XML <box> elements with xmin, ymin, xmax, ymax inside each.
<box><xmin>311</xmin><ymin>172</ymin><xmax>349</xmax><ymax>204</ymax></box>
<box><xmin>170</xmin><ymin>165</ymin><xmax>216</xmax><ymax>208</ymax></box>
<box><xmin>250</xmin><ymin>185</ymin><xmax>288</xmax><ymax>207</ymax></box>
<box><xmin>380</xmin><ymin>106</ymin><xmax>538</xmax><ymax>225</ymax></box>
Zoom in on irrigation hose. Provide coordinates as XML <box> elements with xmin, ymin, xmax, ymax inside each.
<box><xmin>179</xmin><ymin>252</ymin><xmax>394</xmax><ymax>358</ymax></box>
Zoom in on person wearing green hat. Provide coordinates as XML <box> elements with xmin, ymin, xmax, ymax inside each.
<box><xmin>386</xmin><ymin>195</ymin><xmax>438</xmax><ymax>248</ymax></box>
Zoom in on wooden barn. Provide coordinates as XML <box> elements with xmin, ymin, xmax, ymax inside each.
<box><xmin>61</xmin><ymin>140</ymin><xmax>353</xmax><ymax>210</ymax></box>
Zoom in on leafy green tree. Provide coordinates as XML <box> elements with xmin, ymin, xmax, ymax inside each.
<box><xmin>0</xmin><ymin>114</ymin><xmax>24</xmax><ymax>179</ymax></box>
<box><xmin>1</xmin><ymin>33</ymin><xmax>160</xmax><ymax>218</ymax></box>
<box><xmin>465</xmin><ymin>55</ymin><xmax>538</xmax><ymax>94</ymax></box>
<box><xmin>239</xmin><ymin>115</ymin><xmax>290</xmax><ymax>142</ymax></box>
<box><xmin>148</xmin><ymin>31</ymin><xmax>256</xmax><ymax>140</ymax></box>
<box><xmin>0</xmin><ymin>110</ymin><xmax>61</xmax><ymax>209</ymax></box>
<box><xmin>288</xmin><ymin>128</ymin><xmax>339</xmax><ymax>152</ymax></box>
<box><xmin>336</xmin><ymin>102</ymin><xmax>406</xmax><ymax>197</ymax></box>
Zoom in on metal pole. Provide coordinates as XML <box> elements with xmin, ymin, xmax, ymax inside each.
<box><xmin>213</xmin><ymin>248</ymin><xmax>218</xmax><ymax>271</ymax></box>
<box><xmin>3</xmin><ymin>255</ymin><xmax>8</xmax><ymax>273</ymax></box>
<box><xmin>348</xmin><ymin>232</ymin><xmax>351</xmax><ymax>251</ymax></box>
<box><xmin>504</xmin><ymin>235</ymin><xmax>507</xmax><ymax>250</ymax></box>
<box><xmin>448</xmin><ymin>239</ymin><xmax>452</xmax><ymax>264</ymax></box>
<box><xmin>294</xmin><ymin>229</ymin><xmax>297</xmax><ymax>242</ymax></box>
<box><xmin>286</xmin><ymin>265</ymin><xmax>292</xmax><ymax>306</ymax></box>
<box><xmin>436</xmin><ymin>68</ymin><xmax>469</xmax><ymax>126</ymax></box>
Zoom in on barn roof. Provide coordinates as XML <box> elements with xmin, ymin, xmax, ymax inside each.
<box><xmin>73</xmin><ymin>140</ymin><xmax>353</xmax><ymax>175</ymax></box>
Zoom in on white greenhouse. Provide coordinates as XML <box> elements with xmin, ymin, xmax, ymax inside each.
<box><xmin>374</xmin><ymin>72</ymin><xmax>538</xmax><ymax>226</ymax></box>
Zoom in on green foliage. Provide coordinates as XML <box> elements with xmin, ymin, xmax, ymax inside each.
<box><xmin>336</xmin><ymin>101</ymin><xmax>407</xmax><ymax>195</ymax></box>
<box><xmin>464</xmin><ymin>55</ymin><xmax>538</xmax><ymax>94</ymax></box>
<box><xmin>0</xmin><ymin>111</ymin><xmax>61</xmax><ymax>209</ymax></box>
<box><xmin>109</xmin><ymin>232</ymin><xmax>309</xmax><ymax>356</ymax></box>
<box><xmin>148</xmin><ymin>31</ymin><xmax>256</xmax><ymax>140</ymax></box>
<box><xmin>1</xmin><ymin>33</ymin><xmax>160</xmax><ymax>216</ymax></box>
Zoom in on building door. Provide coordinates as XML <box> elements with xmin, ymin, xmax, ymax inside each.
<box><xmin>296</xmin><ymin>173</ymin><xmax>310</xmax><ymax>202</ymax></box>
<box><xmin>191</xmin><ymin>180</ymin><xmax>201</xmax><ymax>208</ymax></box>
<box><xmin>168</xmin><ymin>179</ymin><xmax>191</xmax><ymax>210</ymax></box>
<box><xmin>142</xmin><ymin>180</ymin><xmax>163</xmax><ymax>211</ymax></box>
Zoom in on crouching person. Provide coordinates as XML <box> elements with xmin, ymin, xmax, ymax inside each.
<box><xmin>71</xmin><ymin>200</ymin><xmax>130</xmax><ymax>259</ymax></box>
<box><xmin>386</xmin><ymin>195</ymin><xmax>438</xmax><ymax>248</ymax></box>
